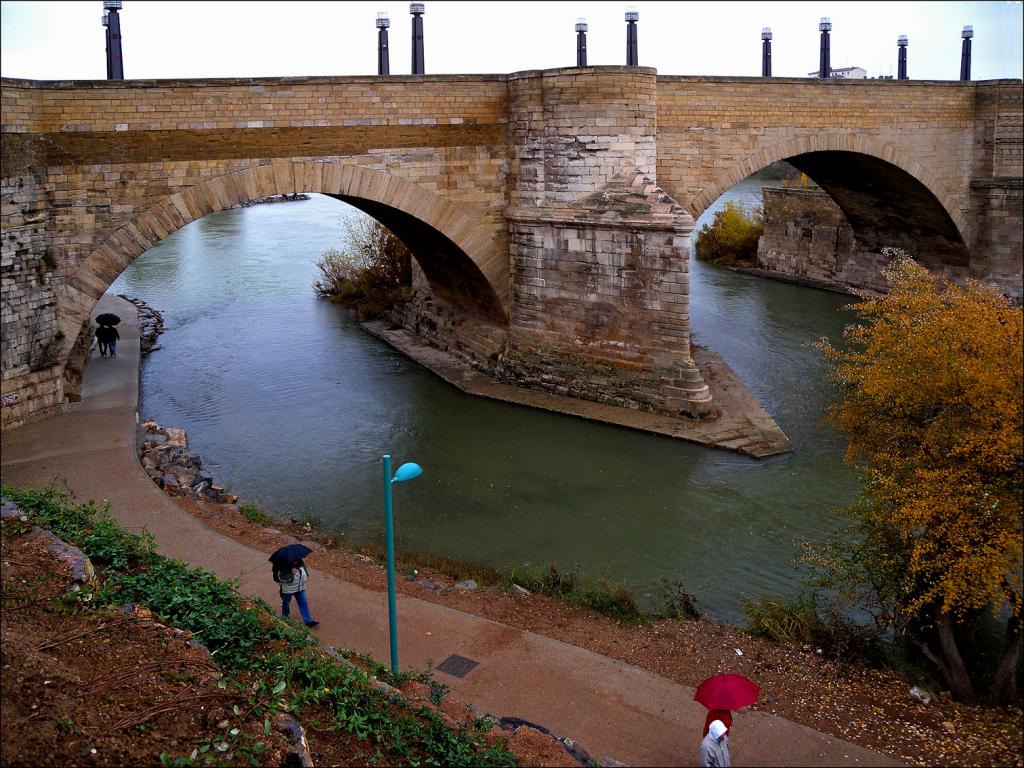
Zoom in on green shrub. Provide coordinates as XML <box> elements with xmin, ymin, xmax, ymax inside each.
<box><xmin>744</xmin><ymin>592</ymin><xmax>820</xmax><ymax>644</ymax></box>
<box><xmin>693</xmin><ymin>201</ymin><xmax>764</xmax><ymax>265</ymax></box>
<box><xmin>2</xmin><ymin>485</ymin><xmax>155</xmax><ymax>570</ymax></box>
<box><xmin>744</xmin><ymin>591</ymin><xmax>884</xmax><ymax>664</ymax></box>
<box><xmin>313</xmin><ymin>217</ymin><xmax>412</xmax><ymax>319</ymax></box>
<box><xmin>239</xmin><ymin>502</ymin><xmax>270</xmax><ymax>525</ymax></box>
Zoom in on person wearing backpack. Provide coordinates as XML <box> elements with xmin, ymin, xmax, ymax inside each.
<box><xmin>274</xmin><ymin>559</ymin><xmax>318</xmax><ymax>627</ymax></box>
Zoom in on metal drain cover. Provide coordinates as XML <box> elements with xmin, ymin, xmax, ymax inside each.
<box><xmin>436</xmin><ymin>654</ymin><xmax>479</xmax><ymax>678</ymax></box>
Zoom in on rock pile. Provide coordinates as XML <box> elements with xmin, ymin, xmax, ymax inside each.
<box><xmin>138</xmin><ymin>419</ymin><xmax>238</xmax><ymax>504</ymax></box>
<box><xmin>118</xmin><ymin>295</ymin><xmax>165</xmax><ymax>354</ymax></box>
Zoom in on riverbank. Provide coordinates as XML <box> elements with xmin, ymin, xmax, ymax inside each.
<box><xmin>120</xmin><ymin>309</ymin><xmax>1022</xmax><ymax>766</ymax></box>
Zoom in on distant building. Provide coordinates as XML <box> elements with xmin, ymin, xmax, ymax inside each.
<box><xmin>808</xmin><ymin>66</ymin><xmax>868</xmax><ymax>79</ymax></box>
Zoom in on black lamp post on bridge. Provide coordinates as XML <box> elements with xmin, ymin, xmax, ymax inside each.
<box><xmin>376</xmin><ymin>12</ymin><xmax>390</xmax><ymax>75</ymax></box>
<box><xmin>761</xmin><ymin>27</ymin><xmax>772</xmax><ymax>77</ymax></box>
<box><xmin>625</xmin><ymin>8</ymin><xmax>639</xmax><ymax>66</ymax></box>
<box><xmin>818</xmin><ymin>17</ymin><xmax>832</xmax><ymax>78</ymax></box>
<box><xmin>960</xmin><ymin>25</ymin><xmax>973</xmax><ymax>81</ymax></box>
<box><xmin>410</xmin><ymin>3</ymin><xmax>425</xmax><ymax>75</ymax></box>
<box><xmin>897</xmin><ymin>35</ymin><xmax>908</xmax><ymax>80</ymax></box>
<box><xmin>576</xmin><ymin>18</ymin><xmax>588</xmax><ymax>67</ymax></box>
<box><xmin>103</xmin><ymin>0</ymin><xmax>123</xmax><ymax>80</ymax></box>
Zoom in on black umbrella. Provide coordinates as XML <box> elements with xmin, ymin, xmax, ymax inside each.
<box><xmin>95</xmin><ymin>313</ymin><xmax>121</xmax><ymax>326</ymax></box>
<box><xmin>268</xmin><ymin>543</ymin><xmax>312</xmax><ymax>567</ymax></box>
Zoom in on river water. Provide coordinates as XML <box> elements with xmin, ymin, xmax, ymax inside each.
<box><xmin>109</xmin><ymin>178</ymin><xmax>859</xmax><ymax>624</ymax></box>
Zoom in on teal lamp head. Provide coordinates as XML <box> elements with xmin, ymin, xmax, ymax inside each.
<box><xmin>392</xmin><ymin>462</ymin><xmax>422</xmax><ymax>483</ymax></box>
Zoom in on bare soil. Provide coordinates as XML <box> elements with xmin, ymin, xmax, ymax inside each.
<box><xmin>177</xmin><ymin>495</ymin><xmax>1024</xmax><ymax>767</ymax></box>
<box><xmin>0</xmin><ymin>518</ymin><xmax>290</xmax><ymax>767</ymax></box>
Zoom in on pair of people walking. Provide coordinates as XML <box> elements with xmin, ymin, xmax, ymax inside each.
<box><xmin>95</xmin><ymin>323</ymin><xmax>119</xmax><ymax>357</ymax></box>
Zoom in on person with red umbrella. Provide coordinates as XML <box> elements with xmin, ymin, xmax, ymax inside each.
<box><xmin>694</xmin><ymin>673</ymin><xmax>760</xmax><ymax>765</ymax></box>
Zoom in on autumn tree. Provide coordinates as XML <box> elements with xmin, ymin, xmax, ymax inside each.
<box><xmin>813</xmin><ymin>250</ymin><xmax>1023</xmax><ymax>704</ymax></box>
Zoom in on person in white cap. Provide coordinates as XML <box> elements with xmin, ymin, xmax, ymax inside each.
<box><xmin>700</xmin><ymin>718</ymin><xmax>731</xmax><ymax>767</ymax></box>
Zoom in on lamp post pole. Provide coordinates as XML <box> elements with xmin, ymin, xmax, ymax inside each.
<box><xmin>377</xmin><ymin>12</ymin><xmax>391</xmax><ymax>75</ymax></box>
<box><xmin>382</xmin><ymin>454</ymin><xmax>400</xmax><ymax>673</ymax></box>
<box><xmin>761</xmin><ymin>27</ymin><xmax>772</xmax><ymax>77</ymax></box>
<box><xmin>818</xmin><ymin>17</ymin><xmax>832</xmax><ymax>78</ymax></box>
<box><xmin>381</xmin><ymin>454</ymin><xmax>422</xmax><ymax>675</ymax></box>
<box><xmin>105</xmin><ymin>0</ymin><xmax>124</xmax><ymax>80</ymax></box>
<box><xmin>960</xmin><ymin>26</ymin><xmax>973</xmax><ymax>81</ymax></box>
<box><xmin>410</xmin><ymin>3</ymin><xmax>425</xmax><ymax>75</ymax></box>
<box><xmin>576</xmin><ymin>19</ymin><xmax>588</xmax><ymax>67</ymax></box>
<box><xmin>625</xmin><ymin>9</ymin><xmax>639</xmax><ymax>67</ymax></box>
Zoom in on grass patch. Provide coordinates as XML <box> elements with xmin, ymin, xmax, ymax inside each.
<box><xmin>499</xmin><ymin>564</ymin><xmax>647</xmax><ymax>625</ymax></box>
<box><xmin>239</xmin><ymin>502</ymin><xmax>270</xmax><ymax>526</ymax></box>
<box><xmin>2</xmin><ymin>484</ymin><xmax>518</xmax><ymax>767</ymax></box>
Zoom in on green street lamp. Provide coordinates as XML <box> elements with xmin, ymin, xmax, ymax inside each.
<box><xmin>382</xmin><ymin>454</ymin><xmax>422</xmax><ymax>674</ymax></box>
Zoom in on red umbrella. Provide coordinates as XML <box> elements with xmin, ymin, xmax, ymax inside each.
<box><xmin>694</xmin><ymin>674</ymin><xmax>760</xmax><ymax>711</ymax></box>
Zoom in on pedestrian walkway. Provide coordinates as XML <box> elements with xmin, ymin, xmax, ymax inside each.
<box><xmin>1</xmin><ymin>295</ymin><xmax>900</xmax><ymax>767</ymax></box>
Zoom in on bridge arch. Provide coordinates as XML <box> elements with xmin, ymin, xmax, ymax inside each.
<box><xmin>685</xmin><ymin>134</ymin><xmax>971</xmax><ymax>263</ymax></box>
<box><xmin>58</xmin><ymin>162</ymin><xmax>510</xmax><ymax>351</ymax></box>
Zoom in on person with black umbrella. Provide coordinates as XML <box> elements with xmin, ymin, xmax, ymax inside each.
<box><xmin>270</xmin><ymin>543</ymin><xmax>319</xmax><ymax>628</ymax></box>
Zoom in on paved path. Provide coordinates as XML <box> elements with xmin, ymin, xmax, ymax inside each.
<box><xmin>1</xmin><ymin>295</ymin><xmax>900</xmax><ymax>767</ymax></box>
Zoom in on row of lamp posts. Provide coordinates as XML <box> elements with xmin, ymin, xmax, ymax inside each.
<box><xmin>101</xmin><ymin>3</ymin><xmax>979</xmax><ymax>82</ymax></box>
<box><xmin>767</xmin><ymin>18</ymin><xmax>973</xmax><ymax>80</ymax></box>
<box><xmin>375</xmin><ymin>6</ymin><xmax>977</xmax><ymax>80</ymax></box>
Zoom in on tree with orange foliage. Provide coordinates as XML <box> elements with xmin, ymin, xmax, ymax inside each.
<box><xmin>814</xmin><ymin>250</ymin><xmax>1022</xmax><ymax>704</ymax></box>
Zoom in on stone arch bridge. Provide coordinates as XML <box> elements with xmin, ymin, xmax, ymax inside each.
<box><xmin>2</xmin><ymin>67</ymin><xmax>1021</xmax><ymax>429</ymax></box>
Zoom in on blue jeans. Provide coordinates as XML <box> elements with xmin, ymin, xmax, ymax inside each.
<box><xmin>108</xmin><ymin>338</ymin><xmax>117</xmax><ymax>356</ymax></box>
<box><xmin>281</xmin><ymin>589</ymin><xmax>313</xmax><ymax>624</ymax></box>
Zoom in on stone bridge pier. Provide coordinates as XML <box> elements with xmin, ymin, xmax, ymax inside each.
<box><xmin>500</xmin><ymin>67</ymin><xmax>712</xmax><ymax>417</ymax></box>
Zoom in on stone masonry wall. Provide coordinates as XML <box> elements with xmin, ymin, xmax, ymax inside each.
<box><xmin>656</xmin><ymin>76</ymin><xmax>978</xmax><ymax>231</ymax></box>
<box><xmin>504</xmin><ymin>173</ymin><xmax>712</xmax><ymax>417</ymax></box>
<box><xmin>758</xmin><ymin>187</ymin><xmax>1019</xmax><ymax>298</ymax></box>
<box><xmin>507</xmin><ymin>67</ymin><xmax>658</xmax><ymax>209</ymax></box>
<box><xmin>970</xmin><ymin>81</ymin><xmax>1024</xmax><ymax>298</ymax></box>
<box><xmin>1</xmin><ymin>85</ymin><xmax>65</xmax><ymax>427</ymax></box>
<box><xmin>756</xmin><ymin>187</ymin><xmax>868</xmax><ymax>291</ymax></box>
<box><xmin>656</xmin><ymin>77</ymin><xmax>1022</xmax><ymax>298</ymax></box>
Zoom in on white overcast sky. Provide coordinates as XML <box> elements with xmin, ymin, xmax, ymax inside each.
<box><xmin>1</xmin><ymin>1</ymin><xmax>1021</xmax><ymax>82</ymax></box>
